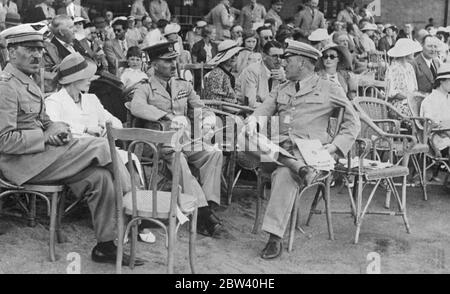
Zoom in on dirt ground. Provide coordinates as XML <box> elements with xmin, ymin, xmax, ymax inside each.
<box><xmin>1</xmin><ymin>175</ymin><xmax>449</xmax><ymax>274</ymax></box>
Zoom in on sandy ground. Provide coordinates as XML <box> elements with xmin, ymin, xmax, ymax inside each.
<box><xmin>1</xmin><ymin>176</ymin><xmax>450</xmax><ymax>274</ymax></box>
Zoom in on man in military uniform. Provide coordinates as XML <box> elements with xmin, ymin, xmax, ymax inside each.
<box><xmin>130</xmin><ymin>41</ymin><xmax>229</xmax><ymax>238</ymax></box>
<box><xmin>0</xmin><ymin>24</ymin><xmax>144</xmax><ymax>266</ymax></box>
<box><xmin>245</xmin><ymin>40</ymin><xmax>361</xmax><ymax>259</ymax></box>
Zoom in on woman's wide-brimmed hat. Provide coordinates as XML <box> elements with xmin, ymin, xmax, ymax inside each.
<box><xmin>436</xmin><ymin>63</ymin><xmax>450</xmax><ymax>80</ymax></box>
<box><xmin>208</xmin><ymin>40</ymin><xmax>244</xmax><ymax>65</ymax></box>
<box><xmin>360</xmin><ymin>23</ymin><xmax>378</xmax><ymax>32</ymax></box>
<box><xmin>308</xmin><ymin>28</ymin><xmax>330</xmax><ymax>42</ymax></box>
<box><xmin>387</xmin><ymin>38</ymin><xmax>422</xmax><ymax>58</ymax></box>
<box><xmin>57</xmin><ymin>52</ymin><xmax>99</xmax><ymax>85</ymax></box>
<box><xmin>321</xmin><ymin>43</ymin><xmax>353</xmax><ymax>70</ymax></box>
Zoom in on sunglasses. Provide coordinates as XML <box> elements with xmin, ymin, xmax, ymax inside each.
<box><xmin>263</xmin><ymin>36</ymin><xmax>274</xmax><ymax>41</ymax></box>
<box><xmin>114</xmin><ymin>29</ymin><xmax>123</xmax><ymax>33</ymax></box>
<box><xmin>323</xmin><ymin>54</ymin><xmax>338</xmax><ymax>60</ymax></box>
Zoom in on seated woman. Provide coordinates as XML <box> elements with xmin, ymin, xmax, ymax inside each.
<box><xmin>421</xmin><ymin>63</ymin><xmax>450</xmax><ymax>156</ymax></box>
<box><xmin>45</xmin><ymin>53</ymin><xmax>155</xmax><ymax>244</ymax></box>
<box><xmin>236</xmin><ymin>31</ymin><xmax>259</xmax><ymax>75</ymax></box>
<box><xmin>316</xmin><ymin>43</ymin><xmax>357</xmax><ymax>100</ymax></box>
<box><xmin>120</xmin><ymin>46</ymin><xmax>148</xmax><ymax>89</ymax></box>
<box><xmin>203</xmin><ymin>40</ymin><xmax>244</xmax><ymax>108</ymax></box>
<box><xmin>385</xmin><ymin>38</ymin><xmax>422</xmax><ymax>116</ymax></box>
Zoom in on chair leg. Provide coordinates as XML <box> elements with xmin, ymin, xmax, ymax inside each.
<box><xmin>422</xmin><ymin>154</ymin><xmax>428</xmax><ymax>201</ymax></box>
<box><xmin>226</xmin><ymin>152</ymin><xmax>237</xmax><ymax>205</ymax></box>
<box><xmin>288</xmin><ymin>188</ymin><xmax>301</xmax><ymax>253</ymax></box>
<box><xmin>189</xmin><ymin>209</ymin><xmax>198</xmax><ymax>274</ymax></box>
<box><xmin>28</xmin><ymin>193</ymin><xmax>37</xmax><ymax>227</ymax></box>
<box><xmin>49</xmin><ymin>192</ymin><xmax>58</xmax><ymax>262</ymax></box>
<box><xmin>384</xmin><ymin>181</ymin><xmax>391</xmax><ymax>209</ymax></box>
<box><xmin>323</xmin><ymin>177</ymin><xmax>334</xmax><ymax>241</ymax></box>
<box><xmin>56</xmin><ymin>191</ymin><xmax>67</xmax><ymax>244</ymax></box>
<box><xmin>130</xmin><ymin>221</ymin><xmax>138</xmax><ymax>269</ymax></box>
<box><xmin>252</xmin><ymin>172</ymin><xmax>264</xmax><ymax>235</ymax></box>
<box><xmin>167</xmin><ymin>214</ymin><xmax>177</xmax><ymax>274</ymax></box>
<box><xmin>305</xmin><ymin>187</ymin><xmax>322</xmax><ymax>227</ymax></box>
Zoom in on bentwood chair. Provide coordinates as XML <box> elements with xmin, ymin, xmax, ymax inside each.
<box><xmin>106</xmin><ymin>122</ymin><xmax>198</xmax><ymax>274</ymax></box>
<box><xmin>352</xmin><ymin>97</ymin><xmax>429</xmax><ymax>204</ymax></box>
<box><xmin>250</xmin><ymin>109</ymin><xmax>345</xmax><ymax>250</ymax></box>
<box><xmin>0</xmin><ymin>175</ymin><xmax>66</xmax><ymax>261</ymax></box>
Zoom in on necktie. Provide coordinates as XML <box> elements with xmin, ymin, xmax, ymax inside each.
<box><xmin>430</xmin><ymin>62</ymin><xmax>437</xmax><ymax>79</ymax></box>
<box><xmin>251</xmin><ymin>4</ymin><xmax>255</xmax><ymax>10</ymax></box>
<box><xmin>268</xmin><ymin>78</ymin><xmax>273</xmax><ymax>92</ymax></box>
<box><xmin>295</xmin><ymin>81</ymin><xmax>300</xmax><ymax>92</ymax></box>
<box><xmin>166</xmin><ymin>81</ymin><xmax>171</xmax><ymax>97</ymax></box>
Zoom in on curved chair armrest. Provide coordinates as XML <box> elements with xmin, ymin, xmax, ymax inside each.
<box><xmin>373</xmin><ymin>119</ymin><xmax>401</xmax><ymax>134</ymax></box>
<box><xmin>0</xmin><ymin>177</ymin><xmax>23</xmax><ymax>190</ymax></box>
<box><xmin>202</xmin><ymin>99</ymin><xmax>255</xmax><ymax>114</ymax></box>
<box><xmin>431</xmin><ymin>127</ymin><xmax>450</xmax><ymax>132</ymax></box>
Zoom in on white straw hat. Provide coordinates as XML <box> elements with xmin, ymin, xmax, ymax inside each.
<box><xmin>387</xmin><ymin>38</ymin><xmax>422</xmax><ymax>58</ymax></box>
<box><xmin>361</xmin><ymin>23</ymin><xmax>378</xmax><ymax>32</ymax></box>
<box><xmin>57</xmin><ymin>53</ymin><xmax>98</xmax><ymax>85</ymax></box>
<box><xmin>308</xmin><ymin>28</ymin><xmax>330</xmax><ymax>42</ymax></box>
<box><xmin>207</xmin><ymin>40</ymin><xmax>243</xmax><ymax>65</ymax></box>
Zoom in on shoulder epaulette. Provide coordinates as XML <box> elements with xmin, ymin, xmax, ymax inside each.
<box><xmin>0</xmin><ymin>71</ymin><xmax>12</xmax><ymax>82</ymax></box>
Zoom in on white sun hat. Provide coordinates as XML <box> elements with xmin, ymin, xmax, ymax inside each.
<box><xmin>387</xmin><ymin>38</ymin><xmax>422</xmax><ymax>58</ymax></box>
<box><xmin>207</xmin><ymin>40</ymin><xmax>244</xmax><ymax>65</ymax></box>
<box><xmin>308</xmin><ymin>28</ymin><xmax>330</xmax><ymax>42</ymax></box>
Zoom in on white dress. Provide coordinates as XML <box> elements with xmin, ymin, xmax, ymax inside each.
<box><xmin>45</xmin><ymin>88</ymin><xmax>144</xmax><ymax>183</ymax></box>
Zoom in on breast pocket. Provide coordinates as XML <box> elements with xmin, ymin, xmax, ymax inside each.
<box><xmin>19</xmin><ymin>100</ymin><xmax>41</xmax><ymax>114</ymax></box>
<box><xmin>276</xmin><ymin>94</ymin><xmax>291</xmax><ymax>110</ymax></box>
<box><xmin>294</xmin><ymin>94</ymin><xmax>325</xmax><ymax>106</ymax></box>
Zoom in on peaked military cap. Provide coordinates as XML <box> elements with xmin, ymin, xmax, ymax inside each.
<box><xmin>0</xmin><ymin>24</ymin><xmax>44</xmax><ymax>48</ymax></box>
<box><xmin>142</xmin><ymin>41</ymin><xmax>179</xmax><ymax>61</ymax></box>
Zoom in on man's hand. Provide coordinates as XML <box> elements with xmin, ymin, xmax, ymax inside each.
<box><xmin>245</xmin><ymin>116</ymin><xmax>258</xmax><ymax>136</ymax></box>
<box><xmin>202</xmin><ymin>116</ymin><xmax>216</xmax><ymax>142</ymax></box>
<box><xmin>270</xmin><ymin>68</ymin><xmax>285</xmax><ymax>81</ymax></box>
<box><xmin>44</xmin><ymin>122</ymin><xmax>71</xmax><ymax>146</ymax></box>
<box><xmin>324</xmin><ymin>143</ymin><xmax>338</xmax><ymax>155</ymax></box>
<box><xmin>170</xmin><ymin>115</ymin><xmax>189</xmax><ymax>130</ymax></box>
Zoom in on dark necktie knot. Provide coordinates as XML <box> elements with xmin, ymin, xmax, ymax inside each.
<box><xmin>295</xmin><ymin>81</ymin><xmax>300</xmax><ymax>92</ymax></box>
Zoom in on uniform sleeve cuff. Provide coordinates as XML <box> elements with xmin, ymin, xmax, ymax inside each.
<box><xmin>24</xmin><ymin>129</ymin><xmax>46</xmax><ymax>154</ymax></box>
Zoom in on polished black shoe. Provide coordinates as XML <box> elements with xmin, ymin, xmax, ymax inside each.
<box><xmin>197</xmin><ymin>216</ymin><xmax>234</xmax><ymax>239</ymax></box>
<box><xmin>261</xmin><ymin>240</ymin><xmax>283</xmax><ymax>260</ymax></box>
<box><xmin>91</xmin><ymin>245</ymin><xmax>146</xmax><ymax>266</ymax></box>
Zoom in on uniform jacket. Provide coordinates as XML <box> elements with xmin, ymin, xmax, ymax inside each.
<box><xmin>130</xmin><ymin>76</ymin><xmax>213</xmax><ymax>131</ymax></box>
<box><xmin>205</xmin><ymin>3</ymin><xmax>233</xmax><ymax>41</ymax></box>
<box><xmin>293</xmin><ymin>8</ymin><xmax>326</xmax><ymax>37</ymax></box>
<box><xmin>0</xmin><ymin>64</ymin><xmax>100</xmax><ymax>185</ymax></box>
<box><xmin>252</xmin><ymin>74</ymin><xmax>361</xmax><ymax>157</ymax></box>
<box><xmin>410</xmin><ymin>54</ymin><xmax>441</xmax><ymax>94</ymax></box>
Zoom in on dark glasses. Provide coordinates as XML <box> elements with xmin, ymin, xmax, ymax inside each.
<box><xmin>323</xmin><ymin>54</ymin><xmax>338</xmax><ymax>60</ymax></box>
<box><xmin>263</xmin><ymin>36</ymin><xmax>274</xmax><ymax>41</ymax></box>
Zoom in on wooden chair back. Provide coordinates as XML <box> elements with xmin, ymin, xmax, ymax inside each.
<box><xmin>106</xmin><ymin>122</ymin><xmax>183</xmax><ymax>273</ymax></box>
